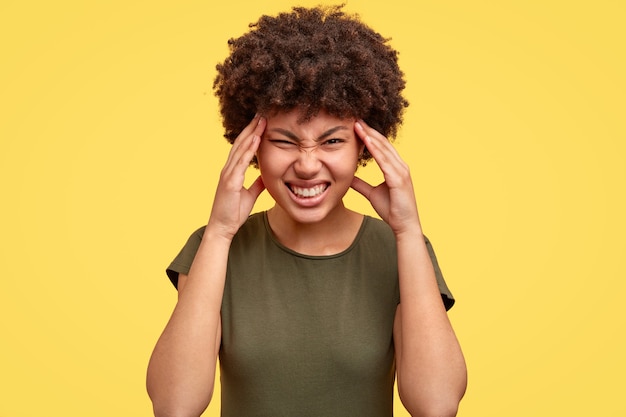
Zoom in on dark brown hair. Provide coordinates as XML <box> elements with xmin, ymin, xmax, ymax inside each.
<box><xmin>213</xmin><ymin>4</ymin><xmax>408</xmax><ymax>165</ymax></box>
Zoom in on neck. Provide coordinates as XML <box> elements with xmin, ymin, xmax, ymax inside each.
<box><xmin>266</xmin><ymin>204</ymin><xmax>363</xmax><ymax>256</ymax></box>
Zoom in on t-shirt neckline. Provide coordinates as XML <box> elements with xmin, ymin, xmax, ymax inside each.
<box><xmin>261</xmin><ymin>211</ymin><xmax>369</xmax><ymax>260</ymax></box>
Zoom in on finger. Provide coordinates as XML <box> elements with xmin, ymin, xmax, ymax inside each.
<box><xmin>224</xmin><ymin>134</ymin><xmax>260</xmax><ymax>181</ymax></box>
<box><xmin>223</xmin><ymin>118</ymin><xmax>264</xmax><ymax>177</ymax></box>
<box><xmin>350</xmin><ymin>176</ymin><xmax>374</xmax><ymax>199</ymax></box>
<box><xmin>355</xmin><ymin>120</ymin><xmax>404</xmax><ymax>164</ymax></box>
<box><xmin>355</xmin><ymin>120</ymin><xmax>408</xmax><ymax>180</ymax></box>
<box><xmin>225</xmin><ymin>115</ymin><xmax>263</xmax><ymax>167</ymax></box>
<box><xmin>218</xmin><ymin>139</ymin><xmax>259</xmax><ymax>196</ymax></box>
<box><xmin>252</xmin><ymin>115</ymin><xmax>267</xmax><ymax>138</ymax></box>
<box><xmin>235</xmin><ymin>114</ymin><xmax>262</xmax><ymax>143</ymax></box>
<box><xmin>236</xmin><ymin>117</ymin><xmax>264</xmax><ymax>166</ymax></box>
<box><xmin>246</xmin><ymin>175</ymin><xmax>266</xmax><ymax>200</ymax></box>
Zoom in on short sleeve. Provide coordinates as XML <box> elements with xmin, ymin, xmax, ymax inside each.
<box><xmin>165</xmin><ymin>226</ymin><xmax>206</xmax><ymax>289</ymax></box>
<box><xmin>424</xmin><ymin>236</ymin><xmax>455</xmax><ymax>311</ymax></box>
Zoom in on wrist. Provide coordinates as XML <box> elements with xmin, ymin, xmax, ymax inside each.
<box><xmin>393</xmin><ymin>221</ymin><xmax>424</xmax><ymax>241</ymax></box>
<box><xmin>203</xmin><ymin>222</ymin><xmax>237</xmax><ymax>245</ymax></box>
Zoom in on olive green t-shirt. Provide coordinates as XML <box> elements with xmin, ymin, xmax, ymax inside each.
<box><xmin>166</xmin><ymin>212</ymin><xmax>454</xmax><ymax>417</ymax></box>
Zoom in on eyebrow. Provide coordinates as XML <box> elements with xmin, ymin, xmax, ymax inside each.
<box><xmin>268</xmin><ymin>126</ymin><xmax>350</xmax><ymax>142</ymax></box>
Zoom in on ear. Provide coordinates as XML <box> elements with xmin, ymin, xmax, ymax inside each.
<box><xmin>357</xmin><ymin>139</ymin><xmax>366</xmax><ymax>161</ymax></box>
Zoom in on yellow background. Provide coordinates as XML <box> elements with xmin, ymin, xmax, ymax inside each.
<box><xmin>1</xmin><ymin>0</ymin><xmax>624</xmax><ymax>415</ymax></box>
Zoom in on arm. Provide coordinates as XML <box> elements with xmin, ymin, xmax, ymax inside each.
<box><xmin>146</xmin><ymin>115</ymin><xmax>267</xmax><ymax>417</ymax></box>
<box><xmin>393</xmin><ymin>233</ymin><xmax>467</xmax><ymax>417</ymax></box>
<box><xmin>351</xmin><ymin>120</ymin><xmax>467</xmax><ymax>417</ymax></box>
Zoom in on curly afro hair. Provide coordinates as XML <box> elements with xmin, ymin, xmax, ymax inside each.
<box><xmin>213</xmin><ymin>4</ymin><xmax>408</xmax><ymax>165</ymax></box>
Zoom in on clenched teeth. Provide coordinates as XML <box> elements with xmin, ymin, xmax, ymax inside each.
<box><xmin>289</xmin><ymin>184</ymin><xmax>327</xmax><ymax>198</ymax></box>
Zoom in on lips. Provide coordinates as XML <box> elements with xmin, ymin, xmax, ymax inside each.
<box><xmin>287</xmin><ymin>183</ymin><xmax>328</xmax><ymax>198</ymax></box>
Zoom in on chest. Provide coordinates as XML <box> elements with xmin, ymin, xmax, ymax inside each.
<box><xmin>220</xmin><ymin>246</ymin><xmax>399</xmax><ymax>381</ymax></box>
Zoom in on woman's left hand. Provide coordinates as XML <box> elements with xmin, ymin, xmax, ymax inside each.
<box><xmin>351</xmin><ymin>120</ymin><xmax>422</xmax><ymax>236</ymax></box>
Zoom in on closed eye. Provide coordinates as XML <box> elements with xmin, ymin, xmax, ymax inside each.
<box><xmin>322</xmin><ymin>138</ymin><xmax>345</xmax><ymax>146</ymax></box>
<box><xmin>269</xmin><ymin>139</ymin><xmax>297</xmax><ymax>147</ymax></box>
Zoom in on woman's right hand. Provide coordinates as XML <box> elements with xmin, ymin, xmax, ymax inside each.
<box><xmin>207</xmin><ymin>115</ymin><xmax>267</xmax><ymax>240</ymax></box>
<box><xmin>148</xmin><ymin>119</ymin><xmax>267</xmax><ymax>415</ymax></box>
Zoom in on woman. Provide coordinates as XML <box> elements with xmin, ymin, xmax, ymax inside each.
<box><xmin>147</xmin><ymin>5</ymin><xmax>467</xmax><ymax>417</ymax></box>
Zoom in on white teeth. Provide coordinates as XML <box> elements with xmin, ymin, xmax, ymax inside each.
<box><xmin>290</xmin><ymin>184</ymin><xmax>327</xmax><ymax>198</ymax></box>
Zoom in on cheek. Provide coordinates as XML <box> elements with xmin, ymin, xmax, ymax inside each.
<box><xmin>257</xmin><ymin>145</ymin><xmax>278</xmax><ymax>169</ymax></box>
<box><xmin>257</xmin><ymin>148</ymin><xmax>289</xmax><ymax>182</ymax></box>
<box><xmin>326</xmin><ymin>152</ymin><xmax>360</xmax><ymax>176</ymax></box>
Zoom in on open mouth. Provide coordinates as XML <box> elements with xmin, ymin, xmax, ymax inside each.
<box><xmin>287</xmin><ymin>183</ymin><xmax>329</xmax><ymax>198</ymax></box>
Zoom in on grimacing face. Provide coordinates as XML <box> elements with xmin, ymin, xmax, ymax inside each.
<box><xmin>256</xmin><ymin>109</ymin><xmax>364</xmax><ymax>225</ymax></box>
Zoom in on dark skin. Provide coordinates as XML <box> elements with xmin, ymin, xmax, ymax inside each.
<box><xmin>147</xmin><ymin>111</ymin><xmax>466</xmax><ymax>417</ymax></box>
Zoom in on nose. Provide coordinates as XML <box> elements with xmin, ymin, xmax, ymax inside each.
<box><xmin>293</xmin><ymin>147</ymin><xmax>322</xmax><ymax>179</ymax></box>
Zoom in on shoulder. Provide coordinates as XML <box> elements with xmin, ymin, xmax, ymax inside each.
<box><xmin>361</xmin><ymin>216</ymin><xmax>396</xmax><ymax>244</ymax></box>
<box><xmin>354</xmin><ymin>216</ymin><xmax>398</xmax><ymax>266</ymax></box>
<box><xmin>231</xmin><ymin>212</ymin><xmax>266</xmax><ymax>243</ymax></box>
<box><xmin>362</xmin><ymin>216</ymin><xmax>437</xmax><ymax>249</ymax></box>
<box><xmin>188</xmin><ymin>212</ymin><xmax>265</xmax><ymax>242</ymax></box>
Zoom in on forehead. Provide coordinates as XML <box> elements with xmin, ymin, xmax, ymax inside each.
<box><xmin>265</xmin><ymin>109</ymin><xmax>355</xmax><ymax>134</ymax></box>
